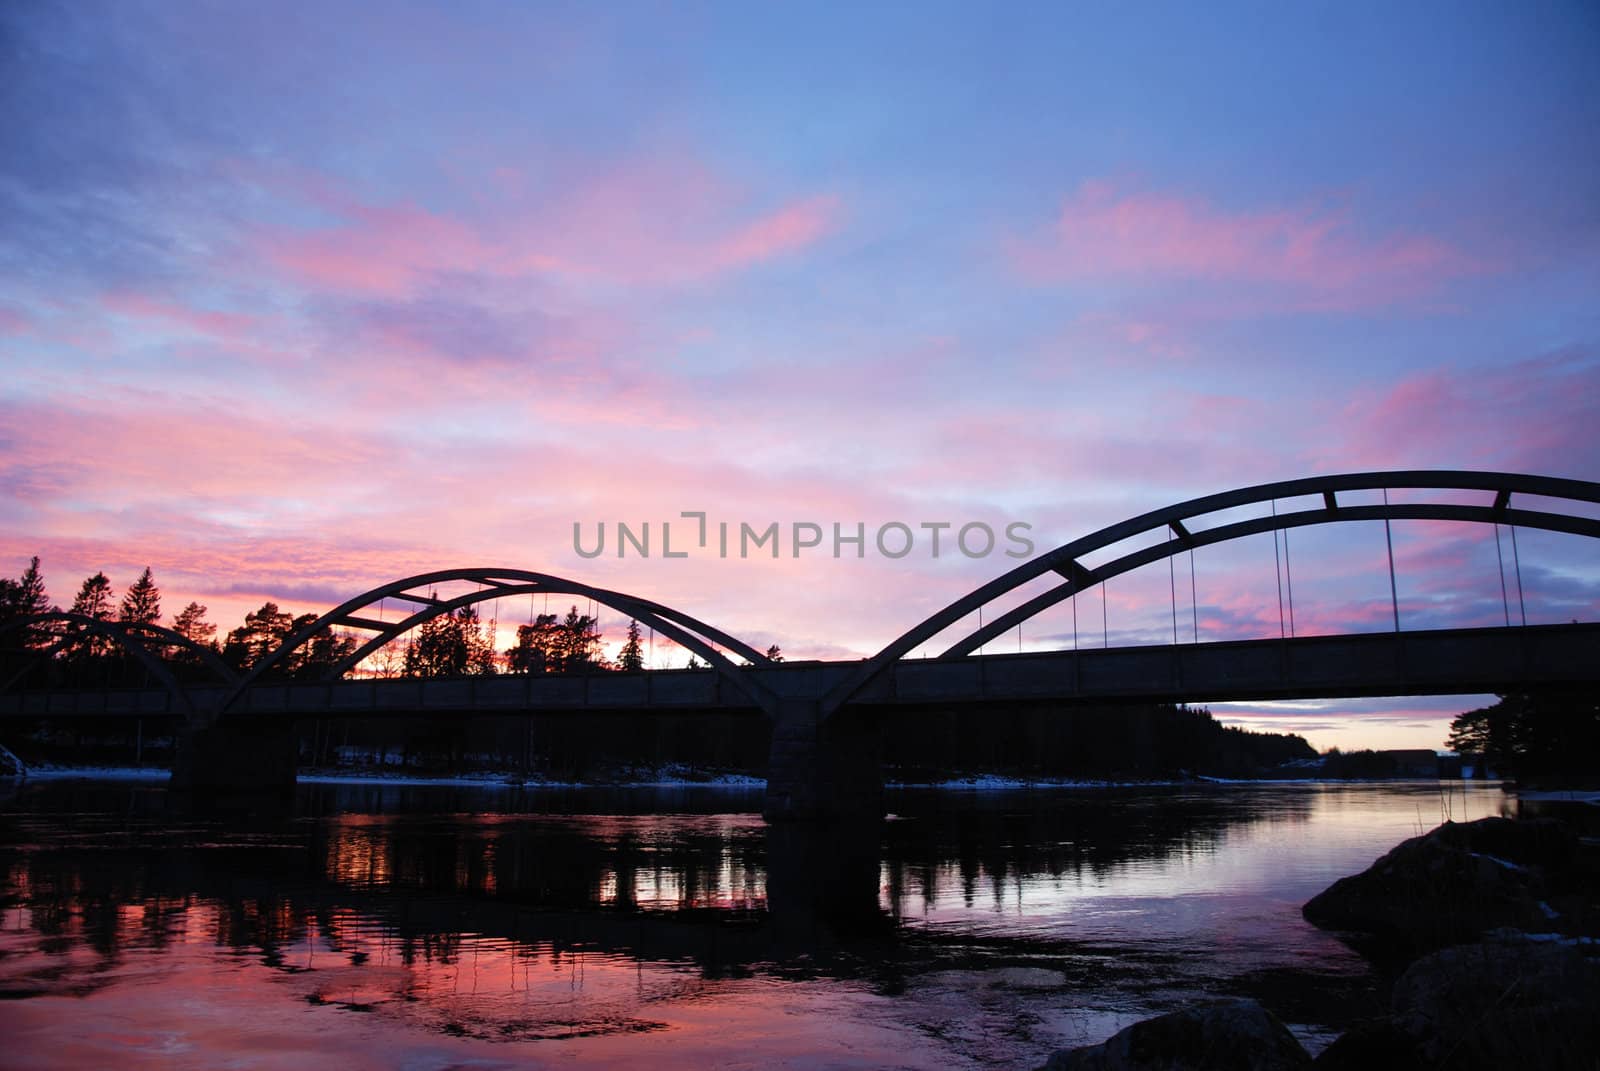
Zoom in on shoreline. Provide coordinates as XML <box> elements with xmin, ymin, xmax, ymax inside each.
<box><xmin>8</xmin><ymin>763</ymin><xmax>1516</xmax><ymax>793</ymax></box>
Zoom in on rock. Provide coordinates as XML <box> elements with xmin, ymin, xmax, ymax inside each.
<box><xmin>1302</xmin><ymin>818</ymin><xmax>1572</xmax><ymax>951</ymax></box>
<box><xmin>1388</xmin><ymin>935</ymin><xmax>1600</xmax><ymax>1070</ymax></box>
<box><xmin>1040</xmin><ymin>997</ymin><xmax>1311</xmax><ymax>1070</ymax></box>
<box><xmin>1310</xmin><ymin>1019</ymin><xmax>1422</xmax><ymax>1069</ymax></box>
<box><xmin>1431</xmin><ymin>816</ymin><xmax>1576</xmax><ymax>870</ymax></box>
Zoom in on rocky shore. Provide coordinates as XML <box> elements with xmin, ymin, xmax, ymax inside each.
<box><xmin>1037</xmin><ymin>813</ymin><xmax>1600</xmax><ymax>1070</ymax></box>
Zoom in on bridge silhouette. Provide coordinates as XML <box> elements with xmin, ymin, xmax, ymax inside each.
<box><xmin>5</xmin><ymin>470</ymin><xmax>1598</xmax><ymax>819</ymax></box>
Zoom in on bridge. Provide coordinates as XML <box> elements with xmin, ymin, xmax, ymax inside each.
<box><xmin>4</xmin><ymin>470</ymin><xmax>1598</xmax><ymax>820</ymax></box>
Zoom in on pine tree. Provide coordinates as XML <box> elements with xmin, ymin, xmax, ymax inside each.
<box><xmin>119</xmin><ymin>566</ymin><xmax>162</xmax><ymax>630</ymax></box>
<box><xmin>765</xmin><ymin>644</ymin><xmax>783</xmax><ymax>663</ymax></box>
<box><xmin>169</xmin><ymin>601</ymin><xmax>218</xmax><ymax>674</ymax></box>
<box><xmin>222</xmin><ymin>602</ymin><xmax>295</xmax><ymax>672</ymax></box>
<box><xmin>619</xmin><ymin>619</ymin><xmax>644</xmax><ymax>671</ymax></box>
<box><xmin>15</xmin><ymin>557</ymin><xmax>49</xmax><ymax>617</ymax></box>
<box><xmin>463</xmin><ymin>606</ymin><xmax>497</xmax><ymax>676</ymax></box>
<box><xmin>171</xmin><ymin>602</ymin><xmax>217</xmax><ymax>648</ymax></box>
<box><xmin>67</xmin><ymin>571</ymin><xmax>116</xmax><ymax>665</ymax></box>
<box><xmin>293</xmin><ymin>617</ymin><xmax>358</xmax><ymax>679</ymax></box>
<box><xmin>70</xmin><ymin>572</ymin><xmax>114</xmax><ymax>619</ymax></box>
<box><xmin>403</xmin><ymin>599</ymin><xmax>477</xmax><ymax>678</ymax></box>
<box><xmin>507</xmin><ymin>613</ymin><xmax>561</xmax><ymax>674</ymax></box>
<box><xmin>2</xmin><ymin>556</ymin><xmax>51</xmax><ymax>649</ymax></box>
<box><xmin>557</xmin><ymin>605</ymin><xmax>603</xmax><ymax>671</ymax></box>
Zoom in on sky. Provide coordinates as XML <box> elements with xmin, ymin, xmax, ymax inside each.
<box><xmin>2</xmin><ymin>1</ymin><xmax>1597</xmax><ymax>751</ymax></box>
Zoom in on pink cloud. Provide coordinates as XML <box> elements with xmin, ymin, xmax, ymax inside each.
<box><xmin>103</xmin><ymin>292</ymin><xmax>260</xmax><ymax>340</ymax></box>
<box><xmin>1313</xmin><ymin>350</ymin><xmax>1600</xmax><ymax>476</ymax></box>
<box><xmin>713</xmin><ymin>195</ymin><xmax>841</xmax><ymax>269</ymax></box>
<box><xmin>0</xmin><ymin>305</ymin><xmax>34</xmax><ymax>335</ymax></box>
<box><xmin>1011</xmin><ymin>179</ymin><xmax>1485</xmax><ymax>309</ymax></box>
<box><xmin>250</xmin><ymin>160</ymin><xmax>839</xmax><ymax>299</ymax></box>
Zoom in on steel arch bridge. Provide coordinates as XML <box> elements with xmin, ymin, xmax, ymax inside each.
<box><xmin>818</xmin><ymin>469</ymin><xmax>1600</xmax><ymax>718</ymax></box>
<box><xmin>3</xmin><ymin>470</ymin><xmax>1597</xmax><ymax>726</ymax></box>
<box><xmin>0</xmin><ymin>611</ymin><xmax>238</xmax><ymax>716</ymax></box>
<box><xmin>216</xmin><ymin>567</ymin><xmax>782</xmax><ymax>720</ymax></box>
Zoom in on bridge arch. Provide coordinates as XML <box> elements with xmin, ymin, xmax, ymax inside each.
<box><xmin>0</xmin><ymin>612</ymin><xmax>240</xmax><ymax>716</ymax></box>
<box><xmin>822</xmin><ymin>470</ymin><xmax>1600</xmax><ymax>717</ymax></box>
<box><xmin>219</xmin><ymin>567</ymin><xmax>779</xmax><ymax>718</ymax></box>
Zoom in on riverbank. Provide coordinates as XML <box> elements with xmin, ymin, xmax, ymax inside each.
<box><xmin>1037</xmin><ymin>808</ymin><xmax>1600</xmax><ymax>1069</ymax></box>
<box><xmin>10</xmin><ymin>762</ymin><xmax>1510</xmax><ymax>795</ymax></box>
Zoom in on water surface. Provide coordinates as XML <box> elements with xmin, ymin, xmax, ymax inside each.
<box><xmin>0</xmin><ymin>778</ymin><xmax>1509</xmax><ymax>1068</ymax></box>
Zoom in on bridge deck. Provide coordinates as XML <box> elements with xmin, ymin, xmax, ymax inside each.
<box><xmin>4</xmin><ymin>622</ymin><xmax>1595</xmax><ymax>720</ymax></box>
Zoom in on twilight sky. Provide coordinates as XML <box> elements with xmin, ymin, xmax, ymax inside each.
<box><xmin>2</xmin><ymin>2</ymin><xmax>1597</xmax><ymax>750</ymax></box>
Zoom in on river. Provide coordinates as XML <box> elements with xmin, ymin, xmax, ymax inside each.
<box><xmin>0</xmin><ymin>777</ymin><xmax>1510</xmax><ymax>1069</ymax></box>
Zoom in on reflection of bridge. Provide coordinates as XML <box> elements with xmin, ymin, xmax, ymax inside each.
<box><xmin>5</xmin><ymin>471</ymin><xmax>1599</xmax><ymax>819</ymax></box>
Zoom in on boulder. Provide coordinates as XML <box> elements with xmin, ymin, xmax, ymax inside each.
<box><xmin>1302</xmin><ymin>818</ymin><xmax>1572</xmax><ymax>950</ymax></box>
<box><xmin>1039</xmin><ymin>997</ymin><xmax>1311</xmax><ymax>1070</ymax></box>
<box><xmin>1310</xmin><ymin>1019</ymin><xmax>1422</xmax><ymax>1069</ymax></box>
<box><xmin>1388</xmin><ymin>935</ymin><xmax>1600</xmax><ymax>1070</ymax></box>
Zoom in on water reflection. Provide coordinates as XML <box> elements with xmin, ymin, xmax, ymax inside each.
<box><xmin>0</xmin><ymin>780</ymin><xmax>1509</xmax><ymax>1068</ymax></box>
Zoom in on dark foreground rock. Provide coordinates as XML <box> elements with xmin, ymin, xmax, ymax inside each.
<box><xmin>1311</xmin><ymin>934</ymin><xmax>1600</xmax><ymax>1069</ymax></box>
<box><xmin>1039</xmin><ymin>997</ymin><xmax>1311</xmax><ymax>1070</ymax></box>
<box><xmin>1390</xmin><ymin>935</ymin><xmax>1600</xmax><ymax>1069</ymax></box>
<box><xmin>1302</xmin><ymin>817</ymin><xmax>1578</xmax><ymax>951</ymax></box>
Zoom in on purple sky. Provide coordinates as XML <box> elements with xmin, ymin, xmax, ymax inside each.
<box><xmin>2</xmin><ymin>2</ymin><xmax>1597</xmax><ymax>750</ymax></box>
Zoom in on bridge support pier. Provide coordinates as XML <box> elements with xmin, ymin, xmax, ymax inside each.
<box><xmin>172</xmin><ymin>719</ymin><xmax>298</xmax><ymax>811</ymax></box>
<box><xmin>764</xmin><ymin>700</ymin><xmax>883</xmax><ymax>822</ymax></box>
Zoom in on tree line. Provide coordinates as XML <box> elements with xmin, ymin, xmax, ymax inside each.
<box><xmin>1445</xmin><ymin>691</ymin><xmax>1600</xmax><ymax>783</ymax></box>
<box><xmin>0</xmin><ymin>557</ymin><xmax>745</xmax><ymax>688</ymax></box>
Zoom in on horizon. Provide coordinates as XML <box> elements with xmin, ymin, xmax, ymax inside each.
<box><xmin>3</xmin><ymin>3</ymin><xmax>1597</xmax><ymax>754</ymax></box>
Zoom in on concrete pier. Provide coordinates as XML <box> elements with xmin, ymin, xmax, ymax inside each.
<box><xmin>172</xmin><ymin>718</ymin><xmax>298</xmax><ymax>811</ymax></box>
<box><xmin>763</xmin><ymin>700</ymin><xmax>884</xmax><ymax>822</ymax></box>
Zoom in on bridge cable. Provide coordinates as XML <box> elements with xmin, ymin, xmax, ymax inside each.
<box><xmin>1101</xmin><ymin>579</ymin><xmax>1108</xmax><ymax>649</ymax></box>
<box><xmin>1168</xmin><ymin>528</ymin><xmax>1179</xmax><ymax>646</ymax></box>
<box><xmin>1272</xmin><ymin>500</ymin><xmax>1286</xmax><ymax>639</ymax></box>
<box><xmin>1284</xmin><ymin>525</ymin><xmax>1296</xmax><ymax>638</ymax></box>
<box><xmin>1494</xmin><ymin>524</ymin><xmax>1511</xmax><ymax>628</ymax></box>
<box><xmin>1510</xmin><ymin>525</ymin><xmax>1527</xmax><ymax>627</ymax></box>
<box><xmin>1383</xmin><ymin>488</ymin><xmax>1401</xmax><ymax>632</ymax></box>
<box><xmin>1189</xmin><ymin>548</ymin><xmax>1199</xmax><ymax>644</ymax></box>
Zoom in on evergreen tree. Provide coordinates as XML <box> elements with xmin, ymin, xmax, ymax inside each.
<box><xmin>119</xmin><ymin>566</ymin><xmax>162</xmax><ymax>630</ymax></box>
<box><xmin>14</xmin><ymin>557</ymin><xmax>49</xmax><ymax>617</ymax></box>
<box><xmin>556</xmin><ymin>605</ymin><xmax>604</xmax><ymax>671</ymax></box>
<box><xmin>70</xmin><ymin>572</ymin><xmax>115</xmax><ymax>619</ymax></box>
<box><xmin>292</xmin><ymin>616</ymin><xmax>358</xmax><ymax>679</ymax></box>
<box><xmin>402</xmin><ymin>600</ymin><xmax>491</xmax><ymax>678</ymax></box>
<box><xmin>169</xmin><ymin>601</ymin><xmax>219</xmax><ymax>675</ymax></box>
<box><xmin>619</xmin><ymin>619</ymin><xmax>644</xmax><ymax>671</ymax></box>
<box><xmin>464</xmin><ymin>606</ymin><xmax>497</xmax><ymax>675</ymax></box>
<box><xmin>507</xmin><ymin>613</ymin><xmax>561</xmax><ymax>674</ymax></box>
<box><xmin>66</xmin><ymin>571</ymin><xmax>116</xmax><ymax>665</ymax></box>
<box><xmin>171</xmin><ymin>601</ymin><xmax>217</xmax><ymax>648</ymax></box>
<box><xmin>222</xmin><ymin>602</ymin><xmax>295</xmax><ymax>672</ymax></box>
<box><xmin>1</xmin><ymin>556</ymin><xmax>51</xmax><ymax>650</ymax></box>
<box><xmin>765</xmin><ymin>644</ymin><xmax>783</xmax><ymax>663</ymax></box>
<box><xmin>1445</xmin><ymin>691</ymin><xmax>1600</xmax><ymax>779</ymax></box>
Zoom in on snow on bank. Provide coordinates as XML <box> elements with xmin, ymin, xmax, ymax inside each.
<box><xmin>22</xmin><ymin>764</ymin><xmax>170</xmax><ymax>781</ymax></box>
<box><xmin>1517</xmin><ymin>789</ymin><xmax>1600</xmax><ymax>806</ymax></box>
<box><xmin>891</xmin><ymin>774</ymin><xmax>1167</xmax><ymax>790</ymax></box>
<box><xmin>298</xmin><ymin>771</ymin><xmax>766</xmax><ymax>790</ymax></box>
